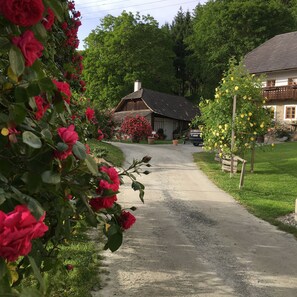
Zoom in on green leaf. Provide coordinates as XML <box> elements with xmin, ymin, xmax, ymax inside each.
<box><xmin>27</xmin><ymin>83</ymin><xmax>41</xmax><ymax>97</ymax></box>
<box><xmin>15</xmin><ymin>86</ymin><xmax>28</xmax><ymax>102</ymax></box>
<box><xmin>0</xmin><ymin>37</ymin><xmax>10</xmax><ymax>51</ymax></box>
<box><xmin>23</xmin><ymin>131</ymin><xmax>42</xmax><ymax>149</ymax></box>
<box><xmin>41</xmin><ymin>170</ymin><xmax>61</xmax><ymax>184</ymax></box>
<box><xmin>28</xmin><ymin>256</ymin><xmax>46</xmax><ymax>294</ymax></box>
<box><xmin>10</xmin><ymin>103</ymin><xmax>27</xmax><ymax>124</ymax></box>
<box><xmin>32</xmin><ymin>23</ymin><xmax>47</xmax><ymax>40</ymax></box>
<box><xmin>9</xmin><ymin>45</ymin><xmax>25</xmax><ymax>77</ymax></box>
<box><xmin>57</xmin><ymin>142</ymin><xmax>68</xmax><ymax>152</ymax></box>
<box><xmin>20</xmin><ymin>288</ymin><xmax>43</xmax><ymax>297</ymax></box>
<box><xmin>85</xmin><ymin>154</ymin><xmax>99</xmax><ymax>175</ymax></box>
<box><xmin>22</xmin><ymin>172</ymin><xmax>42</xmax><ymax>195</ymax></box>
<box><xmin>0</xmin><ymin>258</ymin><xmax>8</xmax><ymax>279</ymax></box>
<box><xmin>105</xmin><ymin>231</ymin><xmax>123</xmax><ymax>252</ymax></box>
<box><xmin>46</xmin><ymin>0</ymin><xmax>64</xmax><ymax>22</ymax></box>
<box><xmin>72</xmin><ymin>141</ymin><xmax>87</xmax><ymax>160</ymax></box>
<box><xmin>27</xmin><ymin>196</ymin><xmax>44</xmax><ymax>220</ymax></box>
<box><xmin>41</xmin><ymin>129</ymin><xmax>52</xmax><ymax>141</ymax></box>
<box><xmin>38</xmin><ymin>77</ymin><xmax>55</xmax><ymax>92</ymax></box>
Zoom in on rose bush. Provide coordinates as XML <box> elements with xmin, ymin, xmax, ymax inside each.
<box><xmin>120</xmin><ymin>115</ymin><xmax>152</xmax><ymax>142</ymax></box>
<box><xmin>0</xmin><ymin>1</ymin><xmax>150</xmax><ymax>295</ymax></box>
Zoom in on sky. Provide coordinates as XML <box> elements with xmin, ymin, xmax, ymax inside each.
<box><xmin>75</xmin><ymin>0</ymin><xmax>206</xmax><ymax>50</ymax></box>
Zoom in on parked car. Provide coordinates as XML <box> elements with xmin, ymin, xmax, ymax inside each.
<box><xmin>188</xmin><ymin>129</ymin><xmax>203</xmax><ymax>146</ymax></box>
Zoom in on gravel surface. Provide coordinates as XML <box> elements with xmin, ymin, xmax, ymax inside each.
<box><xmin>93</xmin><ymin>143</ymin><xmax>297</xmax><ymax>297</ymax></box>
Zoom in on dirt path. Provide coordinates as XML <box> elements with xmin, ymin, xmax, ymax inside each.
<box><xmin>94</xmin><ymin>143</ymin><xmax>297</xmax><ymax>297</ymax></box>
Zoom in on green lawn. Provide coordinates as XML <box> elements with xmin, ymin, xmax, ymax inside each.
<box><xmin>88</xmin><ymin>139</ymin><xmax>125</xmax><ymax>167</ymax></box>
<box><xmin>193</xmin><ymin>142</ymin><xmax>297</xmax><ymax>236</ymax></box>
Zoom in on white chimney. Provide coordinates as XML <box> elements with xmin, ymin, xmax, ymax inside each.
<box><xmin>134</xmin><ymin>80</ymin><xmax>142</xmax><ymax>92</ymax></box>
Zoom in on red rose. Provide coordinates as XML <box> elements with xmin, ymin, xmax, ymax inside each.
<box><xmin>89</xmin><ymin>195</ymin><xmax>117</xmax><ymax>211</ymax></box>
<box><xmin>54</xmin><ymin>147</ymin><xmax>73</xmax><ymax>160</ymax></box>
<box><xmin>0</xmin><ymin>205</ymin><xmax>48</xmax><ymax>262</ymax></box>
<box><xmin>57</xmin><ymin>125</ymin><xmax>78</xmax><ymax>146</ymax></box>
<box><xmin>119</xmin><ymin>211</ymin><xmax>136</xmax><ymax>230</ymax></box>
<box><xmin>34</xmin><ymin>96</ymin><xmax>50</xmax><ymax>120</ymax></box>
<box><xmin>12</xmin><ymin>31</ymin><xmax>43</xmax><ymax>67</ymax></box>
<box><xmin>53</xmin><ymin>80</ymin><xmax>72</xmax><ymax>104</ymax></box>
<box><xmin>99</xmin><ymin>166</ymin><xmax>120</xmax><ymax>192</ymax></box>
<box><xmin>97</xmin><ymin>129</ymin><xmax>104</xmax><ymax>141</ymax></box>
<box><xmin>42</xmin><ymin>8</ymin><xmax>55</xmax><ymax>30</ymax></box>
<box><xmin>0</xmin><ymin>0</ymin><xmax>44</xmax><ymax>27</ymax></box>
<box><xmin>85</xmin><ymin>107</ymin><xmax>95</xmax><ymax>121</ymax></box>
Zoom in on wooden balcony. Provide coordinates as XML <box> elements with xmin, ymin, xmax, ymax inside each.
<box><xmin>262</xmin><ymin>85</ymin><xmax>297</xmax><ymax>101</ymax></box>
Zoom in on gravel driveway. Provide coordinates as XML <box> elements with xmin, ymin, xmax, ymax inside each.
<box><xmin>94</xmin><ymin>143</ymin><xmax>297</xmax><ymax>297</ymax></box>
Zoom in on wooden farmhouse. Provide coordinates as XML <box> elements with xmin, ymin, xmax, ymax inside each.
<box><xmin>244</xmin><ymin>31</ymin><xmax>297</xmax><ymax>128</ymax></box>
<box><xmin>113</xmin><ymin>81</ymin><xmax>199</xmax><ymax>140</ymax></box>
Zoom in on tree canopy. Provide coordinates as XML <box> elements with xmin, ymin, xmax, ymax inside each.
<box><xmin>83</xmin><ymin>12</ymin><xmax>176</xmax><ymax>108</ymax></box>
<box><xmin>187</xmin><ymin>0</ymin><xmax>297</xmax><ymax>99</ymax></box>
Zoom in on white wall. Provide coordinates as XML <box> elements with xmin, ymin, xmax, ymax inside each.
<box><xmin>263</xmin><ymin>69</ymin><xmax>297</xmax><ymax>86</ymax></box>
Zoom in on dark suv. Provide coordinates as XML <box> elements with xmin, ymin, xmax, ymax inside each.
<box><xmin>189</xmin><ymin>129</ymin><xmax>203</xmax><ymax>146</ymax></box>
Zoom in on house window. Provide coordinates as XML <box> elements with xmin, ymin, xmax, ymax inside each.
<box><xmin>288</xmin><ymin>77</ymin><xmax>297</xmax><ymax>85</ymax></box>
<box><xmin>284</xmin><ymin>105</ymin><xmax>296</xmax><ymax>120</ymax></box>
<box><xmin>266</xmin><ymin>80</ymin><xmax>275</xmax><ymax>87</ymax></box>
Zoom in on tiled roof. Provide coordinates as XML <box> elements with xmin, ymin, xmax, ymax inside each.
<box><xmin>118</xmin><ymin>88</ymin><xmax>199</xmax><ymax>121</ymax></box>
<box><xmin>244</xmin><ymin>31</ymin><xmax>297</xmax><ymax>74</ymax></box>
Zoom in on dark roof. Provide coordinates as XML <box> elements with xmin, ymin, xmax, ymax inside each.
<box><xmin>244</xmin><ymin>31</ymin><xmax>297</xmax><ymax>74</ymax></box>
<box><xmin>116</xmin><ymin>88</ymin><xmax>199</xmax><ymax>121</ymax></box>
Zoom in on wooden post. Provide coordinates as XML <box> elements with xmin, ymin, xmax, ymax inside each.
<box><xmin>230</xmin><ymin>95</ymin><xmax>237</xmax><ymax>176</ymax></box>
<box><xmin>250</xmin><ymin>145</ymin><xmax>255</xmax><ymax>173</ymax></box>
<box><xmin>239</xmin><ymin>161</ymin><xmax>246</xmax><ymax>189</ymax></box>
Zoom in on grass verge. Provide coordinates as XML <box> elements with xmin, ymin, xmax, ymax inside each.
<box><xmin>88</xmin><ymin>139</ymin><xmax>124</xmax><ymax>167</ymax></box>
<box><xmin>193</xmin><ymin>142</ymin><xmax>297</xmax><ymax>237</ymax></box>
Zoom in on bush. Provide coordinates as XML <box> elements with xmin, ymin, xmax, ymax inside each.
<box><xmin>0</xmin><ymin>1</ymin><xmax>150</xmax><ymax>295</ymax></box>
<box><xmin>120</xmin><ymin>115</ymin><xmax>152</xmax><ymax>142</ymax></box>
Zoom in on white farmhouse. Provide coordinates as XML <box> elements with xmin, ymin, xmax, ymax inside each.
<box><xmin>244</xmin><ymin>31</ymin><xmax>297</xmax><ymax>129</ymax></box>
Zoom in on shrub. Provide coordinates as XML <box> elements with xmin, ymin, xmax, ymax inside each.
<box><xmin>120</xmin><ymin>115</ymin><xmax>152</xmax><ymax>142</ymax></box>
<box><xmin>0</xmin><ymin>1</ymin><xmax>150</xmax><ymax>296</ymax></box>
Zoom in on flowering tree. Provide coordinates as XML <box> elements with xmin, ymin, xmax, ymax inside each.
<box><xmin>196</xmin><ymin>60</ymin><xmax>271</xmax><ymax>169</ymax></box>
<box><xmin>120</xmin><ymin>115</ymin><xmax>152</xmax><ymax>142</ymax></box>
<box><xmin>0</xmin><ymin>1</ymin><xmax>150</xmax><ymax>295</ymax></box>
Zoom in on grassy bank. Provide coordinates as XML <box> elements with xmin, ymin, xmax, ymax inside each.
<box><xmin>193</xmin><ymin>142</ymin><xmax>297</xmax><ymax>236</ymax></box>
<box><xmin>88</xmin><ymin>139</ymin><xmax>124</xmax><ymax>167</ymax></box>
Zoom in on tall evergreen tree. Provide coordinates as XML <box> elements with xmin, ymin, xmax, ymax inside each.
<box><xmin>170</xmin><ymin>8</ymin><xmax>194</xmax><ymax>97</ymax></box>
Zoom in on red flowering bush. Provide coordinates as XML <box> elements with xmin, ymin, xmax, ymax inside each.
<box><xmin>120</xmin><ymin>115</ymin><xmax>152</xmax><ymax>142</ymax></box>
<box><xmin>0</xmin><ymin>1</ymin><xmax>150</xmax><ymax>295</ymax></box>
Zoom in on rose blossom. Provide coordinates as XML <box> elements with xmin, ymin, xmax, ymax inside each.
<box><xmin>85</xmin><ymin>107</ymin><xmax>95</xmax><ymax>121</ymax></box>
<box><xmin>89</xmin><ymin>195</ymin><xmax>117</xmax><ymax>211</ymax></box>
<box><xmin>42</xmin><ymin>8</ymin><xmax>55</xmax><ymax>30</ymax></box>
<box><xmin>34</xmin><ymin>96</ymin><xmax>50</xmax><ymax>120</ymax></box>
<box><xmin>0</xmin><ymin>0</ymin><xmax>44</xmax><ymax>27</ymax></box>
<box><xmin>119</xmin><ymin>211</ymin><xmax>136</xmax><ymax>230</ymax></box>
<box><xmin>57</xmin><ymin>125</ymin><xmax>78</xmax><ymax>146</ymax></box>
<box><xmin>99</xmin><ymin>166</ymin><xmax>120</xmax><ymax>192</ymax></box>
<box><xmin>12</xmin><ymin>31</ymin><xmax>44</xmax><ymax>67</ymax></box>
<box><xmin>97</xmin><ymin>129</ymin><xmax>104</xmax><ymax>141</ymax></box>
<box><xmin>0</xmin><ymin>204</ymin><xmax>48</xmax><ymax>262</ymax></box>
<box><xmin>53</xmin><ymin>80</ymin><xmax>72</xmax><ymax>104</ymax></box>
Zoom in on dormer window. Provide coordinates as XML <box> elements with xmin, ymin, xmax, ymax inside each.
<box><xmin>266</xmin><ymin>80</ymin><xmax>275</xmax><ymax>87</ymax></box>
